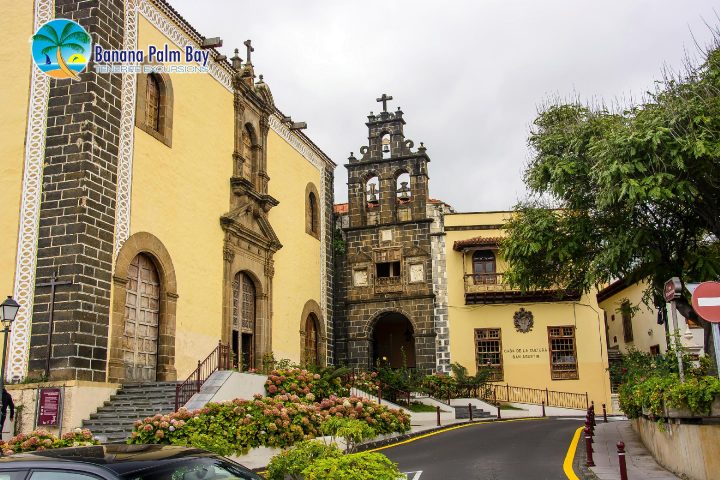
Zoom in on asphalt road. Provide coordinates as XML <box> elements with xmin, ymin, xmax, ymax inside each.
<box><xmin>379</xmin><ymin>418</ymin><xmax>580</xmax><ymax>480</ymax></box>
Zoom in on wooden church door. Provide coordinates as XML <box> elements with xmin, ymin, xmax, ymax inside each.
<box><xmin>233</xmin><ymin>272</ymin><xmax>256</xmax><ymax>370</ymax></box>
<box><xmin>123</xmin><ymin>254</ymin><xmax>160</xmax><ymax>381</ymax></box>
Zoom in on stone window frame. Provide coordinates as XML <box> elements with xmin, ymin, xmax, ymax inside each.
<box><xmin>135</xmin><ymin>72</ymin><xmax>173</xmax><ymax>147</ymax></box>
<box><xmin>109</xmin><ymin>232</ymin><xmax>178</xmax><ymax>383</ymax></box>
<box><xmin>305</xmin><ymin>183</ymin><xmax>321</xmax><ymax>239</ymax></box>
<box><xmin>474</xmin><ymin>328</ymin><xmax>503</xmax><ymax>382</ymax></box>
<box><xmin>547</xmin><ymin>326</ymin><xmax>579</xmax><ymax>380</ymax></box>
<box><xmin>299</xmin><ymin>300</ymin><xmax>326</xmax><ymax>367</ymax></box>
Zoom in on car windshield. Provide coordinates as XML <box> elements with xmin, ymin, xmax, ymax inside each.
<box><xmin>121</xmin><ymin>457</ymin><xmax>262</xmax><ymax>480</ymax></box>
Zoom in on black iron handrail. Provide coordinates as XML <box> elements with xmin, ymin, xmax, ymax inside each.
<box><xmin>175</xmin><ymin>341</ymin><xmax>231</xmax><ymax>411</ymax></box>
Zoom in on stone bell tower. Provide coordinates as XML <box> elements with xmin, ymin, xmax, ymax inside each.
<box><xmin>336</xmin><ymin>95</ymin><xmax>436</xmax><ymax>373</ymax></box>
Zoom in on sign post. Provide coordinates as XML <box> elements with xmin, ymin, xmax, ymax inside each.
<box><xmin>664</xmin><ymin>277</ymin><xmax>685</xmax><ymax>382</ymax></box>
<box><xmin>691</xmin><ymin>281</ymin><xmax>720</xmax><ymax>379</ymax></box>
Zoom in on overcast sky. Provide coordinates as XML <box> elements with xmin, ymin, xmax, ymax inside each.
<box><xmin>172</xmin><ymin>0</ymin><xmax>717</xmax><ymax>211</ymax></box>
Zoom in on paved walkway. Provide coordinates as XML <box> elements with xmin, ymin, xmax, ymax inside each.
<box><xmin>589</xmin><ymin>420</ymin><xmax>679</xmax><ymax>480</ymax></box>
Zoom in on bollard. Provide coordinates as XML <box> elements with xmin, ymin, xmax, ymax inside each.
<box><xmin>436</xmin><ymin>405</ymin><xmax>441</xmax><ymax>427</ymax></box>
<box><xmin>584</xmin><ymin>427</ymin><xmax>595</xmax><ymax>467</ymax></box>
<box><xmin>469</xmin><ymin>403</ymin><xmax>473</xmax><ymax>422</ymax></box>
<box><xmin>617</xmin><ymin>441</ymin><xmax>628</xmax><ymax>480</ymax></box>
<box><xmin>591</xmin><ymin>407</ymin><xmax>597</xmax><ymax>427</ymax></box>
<box><xmin>602</xmin><ymin>403</ymin><xmax>608</xmax><ymax>423</ymax></box>
<box><xmin>585</xmin><ymin>418</ymin><xmax>594</xmax><ymax>443</ymax></box>
<box><xmin>541</xmin><ymin>401</ymin><xmax>546</xmax><ymax>417</ymax></box>
<box><xmin>497</xmin><ymin>404</ymin><xmax>501</xmax><ymax>420</ymax></box>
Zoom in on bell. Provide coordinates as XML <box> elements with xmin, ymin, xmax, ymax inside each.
<box><xmin>398</xmin><ymin>181</ymin><xmax>410</xmax><ymax>200</ymax></box>
<box><xmin>382</xmin><ymin>144</ymin><xmax>390</xmax><ymax>154</ymax></box>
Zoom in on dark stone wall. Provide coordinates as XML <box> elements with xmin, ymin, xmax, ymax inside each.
<box><xmin>336</xmin><ymin>108</ymin><xmax>437</xmax><ymax>373</ymax></box>
<box><xmin>30</xmin><ymin>0</ymin><xmax>125</xmax><ymax>381</ymax></box>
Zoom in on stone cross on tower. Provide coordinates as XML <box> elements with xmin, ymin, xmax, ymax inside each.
<box><xmin>244</xmin><ymin>39</ymin><xmax>254</xmax><ymax>64</ymax></box>
<box><xmin>376</xmin><ymin>93</ymin><xmax>393</xmax><ymax>112</ymax></box>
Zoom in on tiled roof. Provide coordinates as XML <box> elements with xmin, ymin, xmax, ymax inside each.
<box><xmin>452</xmin><ymin>236</ymin><xmax>504</xmax><ymax>251</ymax></box>
<box><xmin>334</xmin><ymin>203</ymin><xmax>348</xmax><ymax>214</ymax></box>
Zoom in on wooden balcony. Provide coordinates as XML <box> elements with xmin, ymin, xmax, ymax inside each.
<box><xmin>463</xmin><ymin>273</ymin><xmax>580</xmax><ymax>304</ymax></box>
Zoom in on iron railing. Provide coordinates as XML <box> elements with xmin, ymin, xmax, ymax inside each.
<box><xmin>482</xmin><ymin>383</ymin><xmax>589</xmax><ymax>410</ymax></box>
<box><xmin>175</xmin><ymin>341</ymin><xmax>231</xmax><ymax>410</ymax></box>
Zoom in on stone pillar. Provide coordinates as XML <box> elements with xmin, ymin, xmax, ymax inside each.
<box><xmin>29</xmin><ymin>0</ymin><xmax>125</xmax><ymax>382</ymax></box>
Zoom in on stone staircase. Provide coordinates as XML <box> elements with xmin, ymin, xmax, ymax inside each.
<box><xmin>82</xmin><ymin>382</ymin><xmax>178</xmax><ymax>443</ymax></box>
<box><xmin>452</xmin><ymin>404</ymin><xmax>492</xmax><ymax>420</ymax></box>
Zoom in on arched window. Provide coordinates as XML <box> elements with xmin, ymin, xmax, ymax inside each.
<box><xmin>381</xmin><ymin>133</ymin><xmax>391</xmax><ymax>159</ymax></box>
<box><xmin>306</xmin><ymin>183</ymin><xmax>321</xmax><ymax>239</ymax></box>
<box><xmin>242</xmin><ymin>126</ymin><xmax>254</xmax><ymax>179</ymax></box>
<box><xmin>472</xmin><ymin>250</ymin><xmax>496</xmax><ymax>284</ymax></box>
<box><xmin>309</xmin><ymin>192</ymin><xmax>318</xmax><ymax>232</ymax></box>
<box><xmin>146</xmin><ymin>74</ymin><xmax>160</xmax><ymax>132</ymax></box>
<box><xmin>136</xmin><ymin>73</ymin><xmax>173</xmax><ymax>147</ymax></box>
<box><xmin>304</xmin><ymin>314</ymin><xmax>320</xmax><ymax>366</ymax></box>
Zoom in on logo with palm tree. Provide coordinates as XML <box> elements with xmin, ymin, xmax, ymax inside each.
<box><xmin>32</xmin><ymin>19</ymin><xmax>91</xmax><ymax>80</ymax></box>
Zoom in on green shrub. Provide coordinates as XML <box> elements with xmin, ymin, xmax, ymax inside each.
<box><xmin>618</xmin><ymin>373</ymin><xmax>720</xmax><ymax>419</ymax></box>
<box><xmin>128</xmin><ymin>394</ymin><xmax>410</xmax><ymax>455</ymax></box>
<box><xmin>265</xmin><ymin>440</ymin><xmax>342</xmax><ymax>480</ymax></box>
<box><xmin>301</xmin><ymin>451</ymin><xmax>402</xmax><ymax>480</ymax></box>
<box><xmin>320</xmin><ymin>417</ymin><xmax>376</xmax><ymax>453</ymax></box>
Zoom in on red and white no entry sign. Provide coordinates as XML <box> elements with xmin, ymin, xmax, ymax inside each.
<box><xmin>691</xmin><ymin>281</ymin><xmax>720</xmax><ymax>323</ymax></box>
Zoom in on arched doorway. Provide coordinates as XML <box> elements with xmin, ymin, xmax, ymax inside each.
<box><xmin>123</xmin><ymin>253</ymin><xmax>160</xmax><ymax>381</ymax></box>
<box><xmin>304</xmin><ymin>314</ymin><xmax>320</xmax><ymax>366</ymax></box>
<box><xmin>372</xmin><ymin>313</ymin><xmax>416</xmax><ymax>369</ymax></box>
<box><xmin>233</xmin><ymin>272</ymin><xmax>256</xmax><ymax>370</ymax></box>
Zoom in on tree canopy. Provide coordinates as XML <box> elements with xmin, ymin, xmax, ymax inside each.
<box><xmin>502</xmin><ymin>37</ymin><xmax>720</xmax><ymax>314</ymax></box>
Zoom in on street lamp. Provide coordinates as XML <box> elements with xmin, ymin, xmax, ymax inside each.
<box><xmin>0</xmin><ymin>296</ymin><xmax>20</xmax><ymax>391</ymax></box>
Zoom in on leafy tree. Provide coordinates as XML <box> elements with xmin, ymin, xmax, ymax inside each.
<box><xmin>502</xmin><ymin>34</ymin><xmax>720</xmax><ymax>360</ymax></box>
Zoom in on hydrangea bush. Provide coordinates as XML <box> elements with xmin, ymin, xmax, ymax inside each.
<box><xmin>1</xmin><ymin>428</ymin><xmax>98</xmax><ymax>455</ymax></box>
<box><xmin>264</xmin><ymin>368</ymin><xmax>348</xmax><ymax>399</ymax></box>
<box><xmin>128</xmin><ymin>394</ymin><xmax>410</xmax><ymax>455</ymax></box>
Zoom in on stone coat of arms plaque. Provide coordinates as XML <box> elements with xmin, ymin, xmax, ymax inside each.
<box><xmin>513</xmin><ymin>308</ymin><xmax>534</xmax><ymax>333</ymax></box>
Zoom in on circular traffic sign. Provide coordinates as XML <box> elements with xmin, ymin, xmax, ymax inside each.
<box><xmin>691</xmin><ymin>281</ymin><xmax>720</xmax><ymax>323</ymax></box>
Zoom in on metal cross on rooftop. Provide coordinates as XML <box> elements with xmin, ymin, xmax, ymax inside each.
<box><xmin>244</xmin><ymin>39</ymin><xmax>254</xmax><ymax>64</ymax></box>
<box><xmin>376</xmin><ymin>93</ymin><xmax>393</xmax><ymax>112</ymax></box>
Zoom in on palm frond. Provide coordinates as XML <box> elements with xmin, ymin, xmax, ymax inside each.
<box><xmin>41</xmin><ymin>45</ymin><xmax>57</xmax><ymax>56</ymax></box>
<box><xmin>32</xmin><ymin>33</ymin><xmax>57</xmax><ymax>46</ymax></box>
<box><xmin>59</xmin><ymin>21</ymin><xmax>77</xmax><ymax>42</ymax></box>
<box><xmin>63</xmin><ymin>31</ymin><xmax>90</xmax><ymax>44</ymax></box>
<box><xmin>62</xmin><ymin>43</ymin><xmax>86</xmax><ymax>54</ymax></box>
<box><xmin>38</xmin><ymin>24</ymin><xmax>59</xmax><ymax>44</ymax></box>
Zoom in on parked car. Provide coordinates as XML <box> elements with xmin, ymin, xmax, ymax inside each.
<box><xmin>0</xmin><ymin>444</ymin><xmax>263</xmax><ymax>480</ymax></box>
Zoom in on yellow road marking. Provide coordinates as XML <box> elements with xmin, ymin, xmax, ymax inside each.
<box><xmin>563</xmin><ymin>426</ymin><xmax>583</xmax><ymax>480</ymax></box>
<box><xmin>257</xmin><ymin>417</ymin><xmax>548</xmax><ymax>476</ymax></box>
<box><xmin>367</xmin><ymin>417</ymin><xmax>546</xmax><ymax>453</ymax></box>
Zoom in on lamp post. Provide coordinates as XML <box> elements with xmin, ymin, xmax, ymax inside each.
<box><xmin>0</xmin><ymin>297</ymin><xmax>20</xmax><ymax>391</ymax></box>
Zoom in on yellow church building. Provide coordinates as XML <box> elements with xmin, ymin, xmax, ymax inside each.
<box><xmin>1</xmin><ymin>0</ymin><xmax>335</xmax><ymax>392</ymax></box>
<box><xmin>2</xmin><ymin>0</ymin><xmax>626</xmax><ymax>436</ymax></box>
